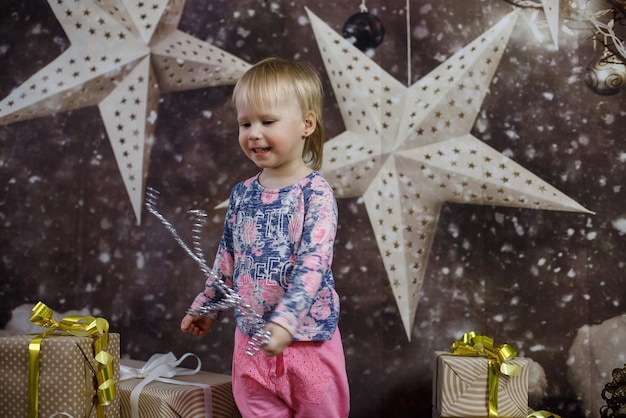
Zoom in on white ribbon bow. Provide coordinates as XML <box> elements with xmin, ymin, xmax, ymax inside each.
<box><xmin>120</xmin><ymin>352</ymin><xmax>210</xmax><ymax>418</ymax></box>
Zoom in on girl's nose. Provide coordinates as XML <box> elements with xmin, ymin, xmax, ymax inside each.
<box><xmin>248</xmin><ymin>123</ymin><xmax>261</xmax><ymax>140</ymax></box>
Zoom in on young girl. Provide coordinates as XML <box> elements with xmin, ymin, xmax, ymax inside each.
<box><xmin>181</xmin><ymin>57</ymin><xmax>350</xmax><ymax>418</ymax></box>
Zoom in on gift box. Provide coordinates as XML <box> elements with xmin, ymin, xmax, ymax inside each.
<box><xmin>119</xmin><ymin>357</ymin><xmax>241</xmax><ymax>418</ymax></box>
<box><xmin>0</xmin><ymin>332</ymin><xmax>121</xmax><ymax>418</ymax></box>
<box><xmin>433</xmin><ymin>351</ymin><xmax>529</xmax><ymax>418</ymax></box>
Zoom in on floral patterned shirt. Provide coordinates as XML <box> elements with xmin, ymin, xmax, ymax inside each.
<box><xmin>191</xmin><ymin>171</ymin><xmax>340</xmax><ymax>341</ymax></box>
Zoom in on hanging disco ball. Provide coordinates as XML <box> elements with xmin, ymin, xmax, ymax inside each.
<box><xmin>342</xmin><ymin>12</ymin><xmax>385</xmax><ymax>51</ymax></box>
<box><xmin>584</xmin><ymin>51</ymin><xmax>626</xmax><ymax>96</ymax></box>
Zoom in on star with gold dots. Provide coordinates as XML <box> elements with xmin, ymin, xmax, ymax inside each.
<box><xmin>306</xmin><ymin>8</ymin><xmax>591</xmax><ymax>339</ymax></box>
<box><xmin>0</xmin><ymin>0</ymin><xmax>250</xmax><ymax>223</ymax></box>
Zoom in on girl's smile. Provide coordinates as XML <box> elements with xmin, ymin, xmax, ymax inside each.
<box><xmin>252</xmin><ymin>146</ymin><xmax>272</xmax><ymax>155</ymax></box>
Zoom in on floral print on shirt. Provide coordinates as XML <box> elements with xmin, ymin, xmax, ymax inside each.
<box><xmin>191</xmin><ymin>171</ymin><xmax>340</xmax><ymax>341</ymax></box>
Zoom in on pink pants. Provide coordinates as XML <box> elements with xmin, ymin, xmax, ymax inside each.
<box><xmin>232</xmin><ymin>328</ymin><xmax>350</xmax><ymax>418</ymax></box>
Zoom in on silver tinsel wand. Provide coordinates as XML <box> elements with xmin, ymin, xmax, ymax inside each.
<box><xmin>145</xmin><ymin>187</ymin><xmax>271</xmax><ymax>356</ymax></box>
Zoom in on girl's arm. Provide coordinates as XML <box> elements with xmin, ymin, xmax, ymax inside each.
<box><xmin>188</xmin><ymin>188</ymin><xmax>238</xmax><ymax>317</ymax></box>
<box><xmin>270</xmin><ymin>179</ymin><xmax>338</xmax><ymax>336</ymax></box>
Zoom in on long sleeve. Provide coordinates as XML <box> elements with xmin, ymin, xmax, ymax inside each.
<box><xmin>189</xmin><ymin>172</ymin><xmax>341</xmax><ymax>341</ymax></box>
<box><xmin>269</xmin><ymin>175</ymin><xmax>338</xmax><ymax>338</ymax></box>
<box><xmin>190</xmin><ymin>188</ymin><xmax>238</xmax><ymax>317</ymax></box>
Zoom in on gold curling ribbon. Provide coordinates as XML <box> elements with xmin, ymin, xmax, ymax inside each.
<box><xmin>28</xmin><ymin>301</ymin><xmax>117</xmax><ymax>418</ymax></box>
<box><xmin>528</xmin><ymin>411</ymin><xmax>561</xmax><ymax>418</ymax></box>
<box><xmin>450</xmin><ymin>331</ymin><xmax>521</xmax><ymax>418</ymax></box>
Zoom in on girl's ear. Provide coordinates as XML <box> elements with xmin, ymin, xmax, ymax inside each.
<box><xmin>303</xmin><ymin>111</ymin><xmax>316</xmax><ymax>138</ymax></box>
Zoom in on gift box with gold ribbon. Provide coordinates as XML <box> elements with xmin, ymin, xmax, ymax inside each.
<box><xmin>0</xmin><ymin>302</ymin><xmax>120</xmax><ymax>418</ymax></box>
<box><xmin>118</xmin><ymin>354</ymin><xmax>241</xmax><ymax>418</ymax></box>
<box><xmin>433</xmin><ymin>332</ymin><xmax>529</xmax><ymax>418</ymax></box>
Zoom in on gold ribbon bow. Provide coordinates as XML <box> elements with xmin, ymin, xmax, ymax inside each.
<box><xmin>28</xmin><ymin>301</ymin><xmax>116</xmax><ymax>418</ymax></box>
<box><xmin>450</xmin><ymin>331</ymin><xmax>521</xmax><ymax>418</ymax></box>
<box><xmin>528</xmin><ymin>411</ymin><xmax>561</xmax><ymax>418</ymax></box>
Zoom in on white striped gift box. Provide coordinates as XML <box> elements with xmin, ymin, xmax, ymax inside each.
<box><xmin>432</xmin><ymin>351</ymin><xmax>529</xmax><ymax>418</ymax></box>
<box><xmin>119</xmin><ymin>359</ymin><xmax>240</xmax><ymax>418</ymax></box>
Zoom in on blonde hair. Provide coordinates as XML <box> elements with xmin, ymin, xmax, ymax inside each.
<box><xmin>232</xmin><ymin>57</ymin><xmax>325</xmax><ymax>171</ymax></box>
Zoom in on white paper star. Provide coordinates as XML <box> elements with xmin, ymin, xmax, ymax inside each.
<box><xmin>517</xmin><ymin>0</ymin><xmax>562</xmax><ymax>48</ymax></box>
<box><xmin>542</xmin><ymin>0</ymin><xmax>561</xmax><ymax>48</ymax></box>
<box><xmin>0</xmin><ymin>0</ymin><xmax>250</xmax><ymax>223</ymax></box>
<box><xmin>306</xmin><ymin>8</ymin><xmax>591</xmax><ymax>339</ymax></box>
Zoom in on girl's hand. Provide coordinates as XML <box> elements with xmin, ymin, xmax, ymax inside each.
<box><xmin>262</xmin><ymin>322</ymin><xmax>292</xmax><ymax>356</ymax></box>
<box><xmin>181</xmin><ymin>314</ymin><xmax>215</xmax><ymax>336</ymax></box>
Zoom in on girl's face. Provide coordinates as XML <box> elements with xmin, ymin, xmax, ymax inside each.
<box><xmin>235</xmin><ymin>92</ymin><xmax>315</xmax><ymax>175</ymax></box>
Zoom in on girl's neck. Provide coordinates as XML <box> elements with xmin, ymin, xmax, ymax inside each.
<box><xmin>258</xmin><ymin>163</ymin><xmax>313</xmax><ymax>189</ymax></box>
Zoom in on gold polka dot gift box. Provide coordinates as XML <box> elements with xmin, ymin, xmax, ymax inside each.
<box><xmin>432</xmin><ymin>332</ymin><xmax>529</xmax><ymax>418</ymax></box>
<box><xmin>0</xmin><ymin>302</ymin><xmax>120</xmax><ymax>418</ymax></box>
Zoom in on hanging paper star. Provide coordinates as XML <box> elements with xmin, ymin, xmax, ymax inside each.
<box><xmin>542</xmin><ymin>0</ymin><xmax>561</xmax><ymax>48</ymax></box>
<box><xmin>306</xmin><ymin>8</ymin><xmax>591</xmax><ymax>339</ymax></box>
<box><xmin>0</xmin><ymin>0</ymin><xmax>250</xmax><ymax>223</ymax></box>
<box><xmin>512</xmin><ymin>0</ymin><xmax>562</xmax><ymax>48</ymax></box>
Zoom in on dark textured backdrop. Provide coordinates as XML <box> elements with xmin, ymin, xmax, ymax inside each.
<box><xmin>1</xmin><ymin>1</ymin><xmax>625</xmax><ymax>417</ymax></box>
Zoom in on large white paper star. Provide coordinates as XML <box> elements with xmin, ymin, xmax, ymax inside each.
<box><xmin>0</xmin><ymin>0</ymin><xmax>250</xmax><ymax>223</ymax></box>
<box><xmin>517</xmin><ymin>0</ymin><xmax>562</xmax><ymax>48</ymax></box>
<box><xmin>306</xmin><ymin>8</ymin><xmax>591</xmax><ymax>339</ymax></box>
<box><xmin>542</xmin><ymin>0</ymin><xmax>561</xmax><ymax>48</ymax></box>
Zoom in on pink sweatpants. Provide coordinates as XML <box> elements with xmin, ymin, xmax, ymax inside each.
<box><xmin>231</xmin><ymin>328</ymin><xmax>350</xmax><ymax>418</ymax></box>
